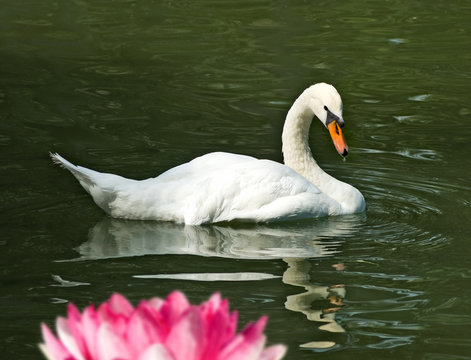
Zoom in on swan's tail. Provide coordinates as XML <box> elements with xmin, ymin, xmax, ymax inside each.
<box><xmin>50</xmin><ymin>152</ymin><xmax>130</xmax><ymax>214</ymax></box>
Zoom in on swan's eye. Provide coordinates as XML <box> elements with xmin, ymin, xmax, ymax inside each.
<box><xmin>324</xmin><ymin>105</ymin><xmax>328</xmax><ymax>111</ymax></box>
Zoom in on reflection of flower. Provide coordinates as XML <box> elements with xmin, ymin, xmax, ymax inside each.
<box><xmin>40</xmin><ymin>291</ymin><xmax>286</xmax><ymax>360</ymax></box>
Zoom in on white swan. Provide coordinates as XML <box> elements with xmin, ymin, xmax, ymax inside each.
<box><xmin>50</xmin><ymin>83</ymin><xmax>365</xmax><ymax>225</ymax></box>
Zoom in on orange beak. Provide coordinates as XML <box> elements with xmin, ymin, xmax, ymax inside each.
<box><xmin>328</xmin><ymin>121</ymin><xmax>349</xmax><ymax>157</ymax></box>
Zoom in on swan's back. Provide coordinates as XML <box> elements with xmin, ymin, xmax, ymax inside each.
<box><xmin>52</xmin><ymin>152</ymin><xmax>341</xmax><ymax>224</ymax></box>
<box><xmin>110</xmin><ymin>152</ymin><xmax>341</xmax><ymax>224</ymax></box>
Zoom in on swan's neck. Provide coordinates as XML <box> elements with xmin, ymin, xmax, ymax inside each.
<box><xmin>281</xmin><ymin>91</ymin><xmax>364</xmax><ymax>213</ymax></box>
<box><xmin>282</xmin><ymin>91</ymin><xmax>328</xmax><ymax>187</ymax></box>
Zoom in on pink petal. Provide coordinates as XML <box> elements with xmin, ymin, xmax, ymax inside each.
<box><xmin>39</xmin><ymin>343</ymin><xmax>56</xmax><ymax>360</ymax></box>
<box><xmin>67</xmin><ymin>303</ymin><xmax>82</xmax><ymax>324</ymax></box>
<box><xmin>126</xmin><ymin>305</ymin><xmax>166</xmax><ymax>356</ymax></box>
<box><xmin>165</xmin><ymin>308</ymin><xmax>204</xmax><ymax>360</ymax></box>
<box><xmin>107</xmin><ymin>293</ymin><xmax>134</xmax><ymax>316</ymax></box>
<box><xmin>201</xmin><ymin>307</ymin><xmax>238</xmax><ymax>360</ymax></box>
<box><xmin>148</xmin><ymin>297</ymin><xmax>165</xmax><ymax>312</ymax></box>
<box><xmin>160</xmin><ymin>291</ymin><xmax>190</xmax><ymax>328</ymax></box>
<box><xmin>218</xmin><ymin>317</ymin><xmax>268</xmax><ymax>360</ymax></box>
<box><xmin>81</xmin><ymin>306</ymin><xmax>100</xmax><ymax>359</ymax></box>
<box><xmin>203</xmin><ymin>293</ymin><xmax>222</xmax><ymax>314</ymax></box>
<box><xmin>138</xmin><ymin>343</ymin><xmax>176</xmax><ymax>360</ymax></box>
<box><xmin>40</xmin><ymin>323</ymin><xmax>74</xmax><ymax>360</ymax></box>
<box><xmin>96</xmin><ymin>323</ymin><xmax>132</xmax><ymax>360</ymax></box>
<box><xmin>201</xmin><ymin>294</ymin><xmax>237</xmax><ymax>341</ymax></box>
<box><xmin>159</xmin><ymin>291</ymin><xmax>190</xmax><ymax>328</ymax></box>
<box><xmin>259</xmin><ymin>345</ymin><xmax>287</xmax><ymax>360</ymax></box>
<box><xmin>228</xmin><ymin>311</ymin><xmax>238</xmax><ymax>340</ymax></box>
<box><xmin>66</xmin><ymin>303</ymin><xmax>88</xmax><ymax>358</ymax></box>
<box><xmin>56</xmin><ymin>317</ymin><xmax>85</xmax><ymax>360</ymax></box>
<box><xmin>220</xmin><ymin>334</ymin><xmax>265</xmax><ymax>360</ymax></box>
<box><xmin>97</xmin><ymin>302</ymin><xmax>129</xmax><ymax>338</ymax></box>
<box><xmin>137</xmin><ymin>300</ymin><xmax>167</xmax><ymax>333</ymax></box>
<box><xmin>97</xmin><ymin>293</ymin><xmax>134</xmax><ymax>326</ymax></box>
<box><xmin>110</xmin><ymin>315</ymin><xmax>129</xmax><ymax>338</ymax></box>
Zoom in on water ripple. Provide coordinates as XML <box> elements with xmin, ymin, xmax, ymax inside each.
<box><xmin>356</xmin><ymin>147</ymin><xmax>441</xmax><ymax>161</ymax></box>
<box><xmin>338</xmin><ymin>164</ymin><xmax>463</xmax><ymax>220</ymax></box>
<box><xmin>133</xmin><ymin>272</ymin><xmax>280</xmax><ymax>282</ymax></box>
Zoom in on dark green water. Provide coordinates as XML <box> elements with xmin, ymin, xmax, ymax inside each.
<box><xmin>1</xmin><ymin>0</ymin><xmax>470</xmax><ymax>359</ymax></box>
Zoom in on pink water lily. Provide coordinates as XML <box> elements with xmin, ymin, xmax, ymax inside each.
<box><xmin>40</xmin><ymin>291</ymin><xmax>287</xmax><ymax>360</ymax></box>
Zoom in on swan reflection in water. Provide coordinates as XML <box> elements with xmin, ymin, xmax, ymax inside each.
<box><xmin>71</xmin><ymin>215</ymin><xmax>363</xmax><ymax>349</ymax></box>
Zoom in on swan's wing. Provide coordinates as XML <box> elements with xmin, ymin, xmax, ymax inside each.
<box><xmin>156</xmin><ymin>152</ymin><xmax>257</xmax><ymax>182</ymax></box>
<box><xmin>185</xmin><ymin>158</ymin><xmax>340</xmax><ymax>224</ymax></box>
<box><xmin>108</xmin><ymin>152</ymin><xmax>340</xmax><ymax>224</ymax></box>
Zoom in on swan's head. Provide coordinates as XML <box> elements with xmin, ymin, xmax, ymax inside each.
<box><xmin>307</xmin><ymin>83</ymin><xmax>349</xmax><ymax>157</ymax></box>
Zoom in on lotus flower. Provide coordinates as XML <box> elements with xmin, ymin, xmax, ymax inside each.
<box><xmin>40</xmin><ymin>291</ymin><xmax>286</xmax><ymax>360</ymax></box>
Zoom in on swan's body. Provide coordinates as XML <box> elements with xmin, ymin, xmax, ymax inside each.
<box><xmin>51</xmin><ymin>83</ymin><xmax>365</xmax><ymax>225</ymax></box>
